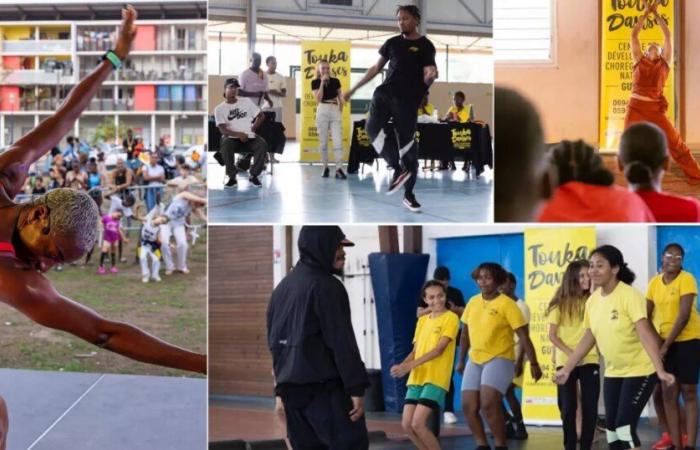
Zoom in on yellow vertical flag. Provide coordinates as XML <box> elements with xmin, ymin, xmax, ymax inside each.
<box><xmin>300</xmin><ymin>40</ymin><xmax>352</xmax><ymax>163</ymax></box>
<box><xmin>521</xmin><ymin>227</ymin><xmax>596</xmax><ymax>424</ymax></box>
<box><xmin>599</xmin><ymin>0</ymin><xmax>675</xmax><ymax>152</ymax></box>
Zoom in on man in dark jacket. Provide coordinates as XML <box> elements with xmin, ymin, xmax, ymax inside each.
<box><xmin>267</xmin><ymin>226</ymin><xmax>369</xmax><ymax>449</ymax></box>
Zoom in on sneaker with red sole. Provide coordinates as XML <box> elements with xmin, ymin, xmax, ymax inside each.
<box><xmin>652</xmin><ymin>432</ymin><xmax>673</xmax><ymax>450</ymax></box>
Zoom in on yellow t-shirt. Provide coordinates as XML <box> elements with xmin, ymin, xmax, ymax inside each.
<box><xmin>547</xmin><ymin>304</ymin><xmax>599</xmax><ymax>368</ymax></box>
<box><xmin>407</xmin><ymin>311</ymin><xmax>460</xmax><ymax>391</ymax></box>
<box><xmin>418</xmin><ymin>103</ymin><xmax>435</xmax><ymax>116</ymax></box>
<box><xmin>647</xmin><ymin>271</ymin><xmax>700</xmax><ymax>342</ymax></box>
<box><xmin>461</xmin><ymin>293</ymin><xmax>527</xmax><ymax>364</ymax></box>
<box><xmin>447</xmin><ymin>105</ymin><xmax>471</xmax><ymax>123</ymax></box>
<box><xmin>584</xmin><ymin>282</ymin><xmax>655</xmax><ymax>377</ymax></box>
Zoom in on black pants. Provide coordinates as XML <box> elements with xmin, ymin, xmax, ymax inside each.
<box><xmin>444</xmin><ymin>377</ymin><xmax>455</xmax><ymax>413</ymax></box>
<box><xmin>364</xmin><ymin>85</ymin><xmax>419</xmax><ymax>196</ymax></box>
<box><xmin>603</xmin><ymin>374</ymin><xmax>657</xmax><ymax>450</ymax></box>
<box><xmin>281</xmin><ymin>387</ymin><xmax>369</xmax><ymax>450</ymax></box>
<box><xmin>557</xmin><ymin>364</ymin><xmax>600</xmax><ymax>450</ymax></box>
<box><xmin>220</xmin><ymin>135</ymin><xmax>267</xmax><ymax>177</ymax></box>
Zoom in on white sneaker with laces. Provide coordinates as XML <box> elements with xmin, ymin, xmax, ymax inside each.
<box><xmin>443</xmin><ymin>412</ymin><xmax>458</xmax><ymax>424</ymax></box>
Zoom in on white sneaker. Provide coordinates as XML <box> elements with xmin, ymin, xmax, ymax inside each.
<box><xmin>142</xmin><ymin>277</ymin><xmax>149</xmax><ymax>283</ymax></box>
<box><xmin>152</xmin><ymin>276</ymin><xmax>162</xmax><ymax>282</ymax></box>
<box><xmin>443</xmin><ymin>412</ymin><xmax>458</xmax><ymax>424</ymax></box>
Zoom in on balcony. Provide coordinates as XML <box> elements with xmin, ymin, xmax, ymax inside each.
<box><xmin>156</xmin><ymin>99</ymin><xmax>205</xmax><ymax>111</ymax></box>
<box><xmin>1</xmin><ymin>70</ymin><xmax>74</xmax><ymax>85</ymax></box>
<box><xmin>2</xmin><ymin>40</ymin><xmax>71</xmax><ymax>54</ymax></box>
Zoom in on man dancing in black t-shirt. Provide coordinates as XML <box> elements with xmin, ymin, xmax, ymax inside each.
<box><xmin>343</xmin><ymin>5</ymin><xmax>438</xmax><ymax>212</ymax></box>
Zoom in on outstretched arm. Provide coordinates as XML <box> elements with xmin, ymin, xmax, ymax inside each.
<box><xmin>5</xmin><ymin>270</ymin><xmax>206</xmax><ymax>374</ymax></box>
<box><xmin>342</xmin><ymin>56</ymin><xmax>388</xmax><ymax>102</ymax></box>
<box><xmin>0</xmin><ymin>7</ymin><xmax>137</xmax><ymax>173</ymax></box>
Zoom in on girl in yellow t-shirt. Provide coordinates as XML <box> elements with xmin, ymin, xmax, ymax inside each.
<box><xmin>457</xmin><ymin>263</ymin><xmax>542</xmax><ymax>450</ymax></box>
<box><xmin>555</xmin><ymin>245</ymin><xmax>675</xmax><ymax>450</ymax></box>
<box><xmin>646</xmin><ymin>243</ymin><xmax>700</xmax><ymax>450</ymax></box>
<box><xmin>391</xmin><ymin>280</ymin><xmax>459</xmax><ymax>450</ymax></box>
<box><xmin>547</xmin><ymin>260</ymin><xmax>599</xmax><ymax>450</ymax></box>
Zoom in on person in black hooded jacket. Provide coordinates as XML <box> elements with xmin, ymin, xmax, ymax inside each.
<box><xmin>267</xmin><ymin>225</ymin><xmax>370</xmax><ymax>450</ymax></box>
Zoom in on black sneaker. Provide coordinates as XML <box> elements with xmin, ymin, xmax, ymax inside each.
<box><xmin>224</xmin><ymin>176</ymin><xmax>237</xmax><ymax>188</ymax></box>
<box><xmin>322</xmin><ymin>168</ymin><xmax>330</xmax><ymax>178</ymax></box>
<box><xmin>403</xmin><ymin>195</ymin><xmax>421</xmax><ymax>212</ymax></box>
<box><xmin>513</xmin><ymin>420</ymin><xmax>528</xmax><ymax>440</ymax></box>
<box><xmin>335</xmin><ymin>169</ymin><xmax>347</xmax><ymax>180</ymax></box>
<box><xmin>505</xmin><ymin>417</ymin><xmax>516</xmax><ymax>439</ymax></box>
<box><xmin>387</xmin><ymin>169</ymin><xmax>412</xmax><ymax>195</ymax></box>
<box><xmin>249</xmin><ymin>176</ymin><xmax>262</xmax><ymax>188</ymax></box>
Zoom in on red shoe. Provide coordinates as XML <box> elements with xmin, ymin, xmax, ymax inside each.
<box><xmin>651</xmin><ymin>432</ymin><xmax>673</xmax><ymax>450</ymax></box>
<box><xmin>683</xmin><ymin>433</ymin><xmax>688</xmax><ymax>447</ymax></box>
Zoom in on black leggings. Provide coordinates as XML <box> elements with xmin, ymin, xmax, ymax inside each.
<box><xmin>603</xmin><ymin>374</ymin><xmax>657</xmax><ymax>450</ymax></box>
<box><xmin>364</xmin><ymin>85</ymin><xmax>419</xmax><ymax>196</ymax></box>
<box><xmin>557</xmin><ymin>364</ymin><xmax>600</xmax><ymax>450</ymax></box>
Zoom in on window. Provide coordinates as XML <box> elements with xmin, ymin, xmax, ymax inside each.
<box><xmin>320</xmin><ymin>0</ymin><xmax>353</xmax><ymax>5</ymax></box>
<box><xmin>494</xmin><ymin>0</ymin><xmax>554</xmax><ymax>63</ymax></box>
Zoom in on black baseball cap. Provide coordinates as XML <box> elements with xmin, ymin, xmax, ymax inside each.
<box><xmin>224</xmin><ymin>78</ymin><xmax>240</xmax><ymax>88</ymax></box>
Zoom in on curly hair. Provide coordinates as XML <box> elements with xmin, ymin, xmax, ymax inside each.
<box><xmin>396</xmin><ymin>5</ymin><xmax>421</xmax><ymax>22</ymax></box>
<box><xmin>471</xmin><ymin>262</ymin><xmax>508</xmax><ymax>287</ymax></box>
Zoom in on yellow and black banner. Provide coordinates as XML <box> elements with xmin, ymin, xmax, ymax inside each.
<box><xmin>300</xmin><ymin>40</ymin><xmax>352</xmax><ymax>162</ymax></box>
<box><xmin>599</xmin><ymin>0</ymin><xmax>676</xmax><ymax>152</ymax></box>
<box><xmin>522</xmin><ymin>227</ymin><xmax>596</xmax><ymax>424</ymax></box>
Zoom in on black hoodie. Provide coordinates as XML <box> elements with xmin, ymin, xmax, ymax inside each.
<box><xmin>267</xmin><ymin>226</ymin><xmax>369</xmax><ymax>397</ymax></box>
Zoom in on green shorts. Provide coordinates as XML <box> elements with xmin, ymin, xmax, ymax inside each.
<box><xmin>405</xmin><ymin>383</ymin><xmax>446</xmax><ymax>410</ymax></box>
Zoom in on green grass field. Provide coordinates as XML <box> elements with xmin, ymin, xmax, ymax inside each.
<box><xmin>0</xmin><ymin>230</ymin><xmax>207</xmax><ymax>378</ymax></box>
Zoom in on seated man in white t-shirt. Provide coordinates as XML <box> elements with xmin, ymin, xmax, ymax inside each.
<box><xmin>214</xmin><ymin>78</ymin><xmax>268</xmax><ymax>188</ymax></box>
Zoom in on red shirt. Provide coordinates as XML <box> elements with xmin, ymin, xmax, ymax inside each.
<box><xmin>635</xmin><ymin>190</ymin><xmax>700</xmax><ymax>223</ymax></box>
<box><xmin>538</xmin><ymin>181</ymin><xmax>655</xmax><ymax>223</ymax></box>
<box><xmin>633</xmin><ymin>57</ymin><xmax>669</xmax><ymax>99</ymax></box>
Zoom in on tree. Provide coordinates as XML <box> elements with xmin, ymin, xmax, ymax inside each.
<box><xmin>90</xmin><ymin>117</ymin><xmax>130</xmax><ymax>146</ymax></box>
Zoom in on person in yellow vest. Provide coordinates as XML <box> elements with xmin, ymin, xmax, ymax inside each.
<box><xmin>417</xmin><ymin>92</ymin><xmax>435</xmax><ymax>117</ymax></box>
<box><xmin>547</xmin><ymin>260</ymin><xmax>599</xmax><ymax>450</ymax></box>
<box><xmin>555</xmin><ymin>245</ymin><xmax>675</xmax><ymax>450</ymax></box>
<box><xmin>443</xmin><ymin>91</ymin><xmax>473</xmax><ymax>123</ymax></box>
<box><xmin>391</xmin><ymin>280</ymin><xmax>459</xmax><ymax>450</ymax></box>
<box><xmin>646</xmin><ymin>243</ymin><xmax>700</xmax><ymax>450</ymax></box>
<box><xmin>457</xmin><ymin>262</ymin><xmax>542</xmax><ymax>450</ymax></box>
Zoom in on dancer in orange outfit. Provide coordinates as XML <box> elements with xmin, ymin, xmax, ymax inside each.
<box><xmin>625</xmin><ymin>0</ymin><xmax>700</xmax><ymax>184</ymax></box>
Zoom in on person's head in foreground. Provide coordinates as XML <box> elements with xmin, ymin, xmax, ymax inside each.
<box><xmin>547</xmin><ymin>260</ymin><xmax>591</xmax><ymax>319</ymax></box>
<box><xmin>494</xmin><ymin>87</ymin><xmax>549</xmax><ymax>222</ymax></box>
<box><xmin>14</xmin><ymin>188</ymin><xmax>99</xmax><ymax>272</ymax></box>
<box><xmin>396</xmin><ymin>5</ymin><xmax>421</xmax><ymax>34</ymax></box>
<box><xmin>660</xmin><ymin>243</ymin><xmax>684</xmax><ymax>275</ymax></box>
<box><xmin>548</xmin><ymin>140</ymin><xmax>614</xmax><ymax>189</ymax></box>
<box><xmin>315</xmin><ymin>59</ymin><xmax>330</xmax><ymax>80</ymax></box>
<box><xmin>297</xmin><ymin>226</ymin><xmax>354</xmax><ymax>276</ymax></box>
<box><xmin>223</xmin><ymin>78</ymin><xmax>239</xmax><ymax>101</ymax></box>
<box><xmin>421</xmin><ymin>279</ymin><xmax>447</xmax><ymax>313</ymax></box>
<box><xmin>588</xmin><ymin>245</ymin><xmax>636</xmax><ymax>290</ymax></box>
<box><xmin>471</xmin><ymin>262</ymin><xmax>508</xmax><ymax>298</ymax></box>
<box><xmin>149</xmin><ymin>151</ymin><xmax>158</xmax><ymax>166</ymax></box>
<box><xmin>618</xmin><ymin>122</ymin><xmax>668</xmax><ymax>191</ymax></box>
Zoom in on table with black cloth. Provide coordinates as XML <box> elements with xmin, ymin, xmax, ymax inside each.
<box><xmin>348</xmin><ymin>120</ymin><xmax>493</xmax><ymax>175</ymax></box>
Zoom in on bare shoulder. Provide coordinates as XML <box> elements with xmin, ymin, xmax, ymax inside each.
<box><xmin>0</xmin><ymin>258</ymin><xmax>52</xmax><ymax>307</ymax></box>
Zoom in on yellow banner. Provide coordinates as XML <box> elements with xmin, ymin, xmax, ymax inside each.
<box><xmin>300</xmin><ymin>40</ymin><xmax>352</xmax><ymax>163</ymax></box>
<box><xmin>599</xmin><ymin>0</ymin><xmax>675</xmax><ymax>152</ymax></box>
<box><xmin>522</xmin><ymin>227</ymin><xmax>596</xmax><ymax>424</ymax></box>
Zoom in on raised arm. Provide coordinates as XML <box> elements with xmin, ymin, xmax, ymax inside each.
<box><xmin>342</xmin><ymin>56</ymin><xmax>388</xmax><ymax>102</ymax></box>
<box><xmin>631</xmin><ymin>3</ymin><xmax>650</xmax><ymax>64</ymax></box>
<box><xmin>654</xmin><ymin>8</ymin><xmax>672</xmax><ymax>65</ymax></box>
<box><xmin>0</xmin><ymin>7</ymin><xmax>137</xmax><ymax>172</ymax></box>
<box><xmin>4</xmin><ymin>270</ymin><xmax>205</xmax><ymax>373</ymax></box>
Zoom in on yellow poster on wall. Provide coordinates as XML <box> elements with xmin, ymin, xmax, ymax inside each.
<box><xmin>300</xmin><ymin>40</ymin><xmax>351</xmax><ymax>163</ymax></box>
<box><xmin>599</xmin><ymin>0</ymin><xmax>675</xmax><ymax>152</ymax></box>
<box><xmin>522</xmin><ymin>227</ymin><xmax>596</xmax><ymax>424</ymax></box>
